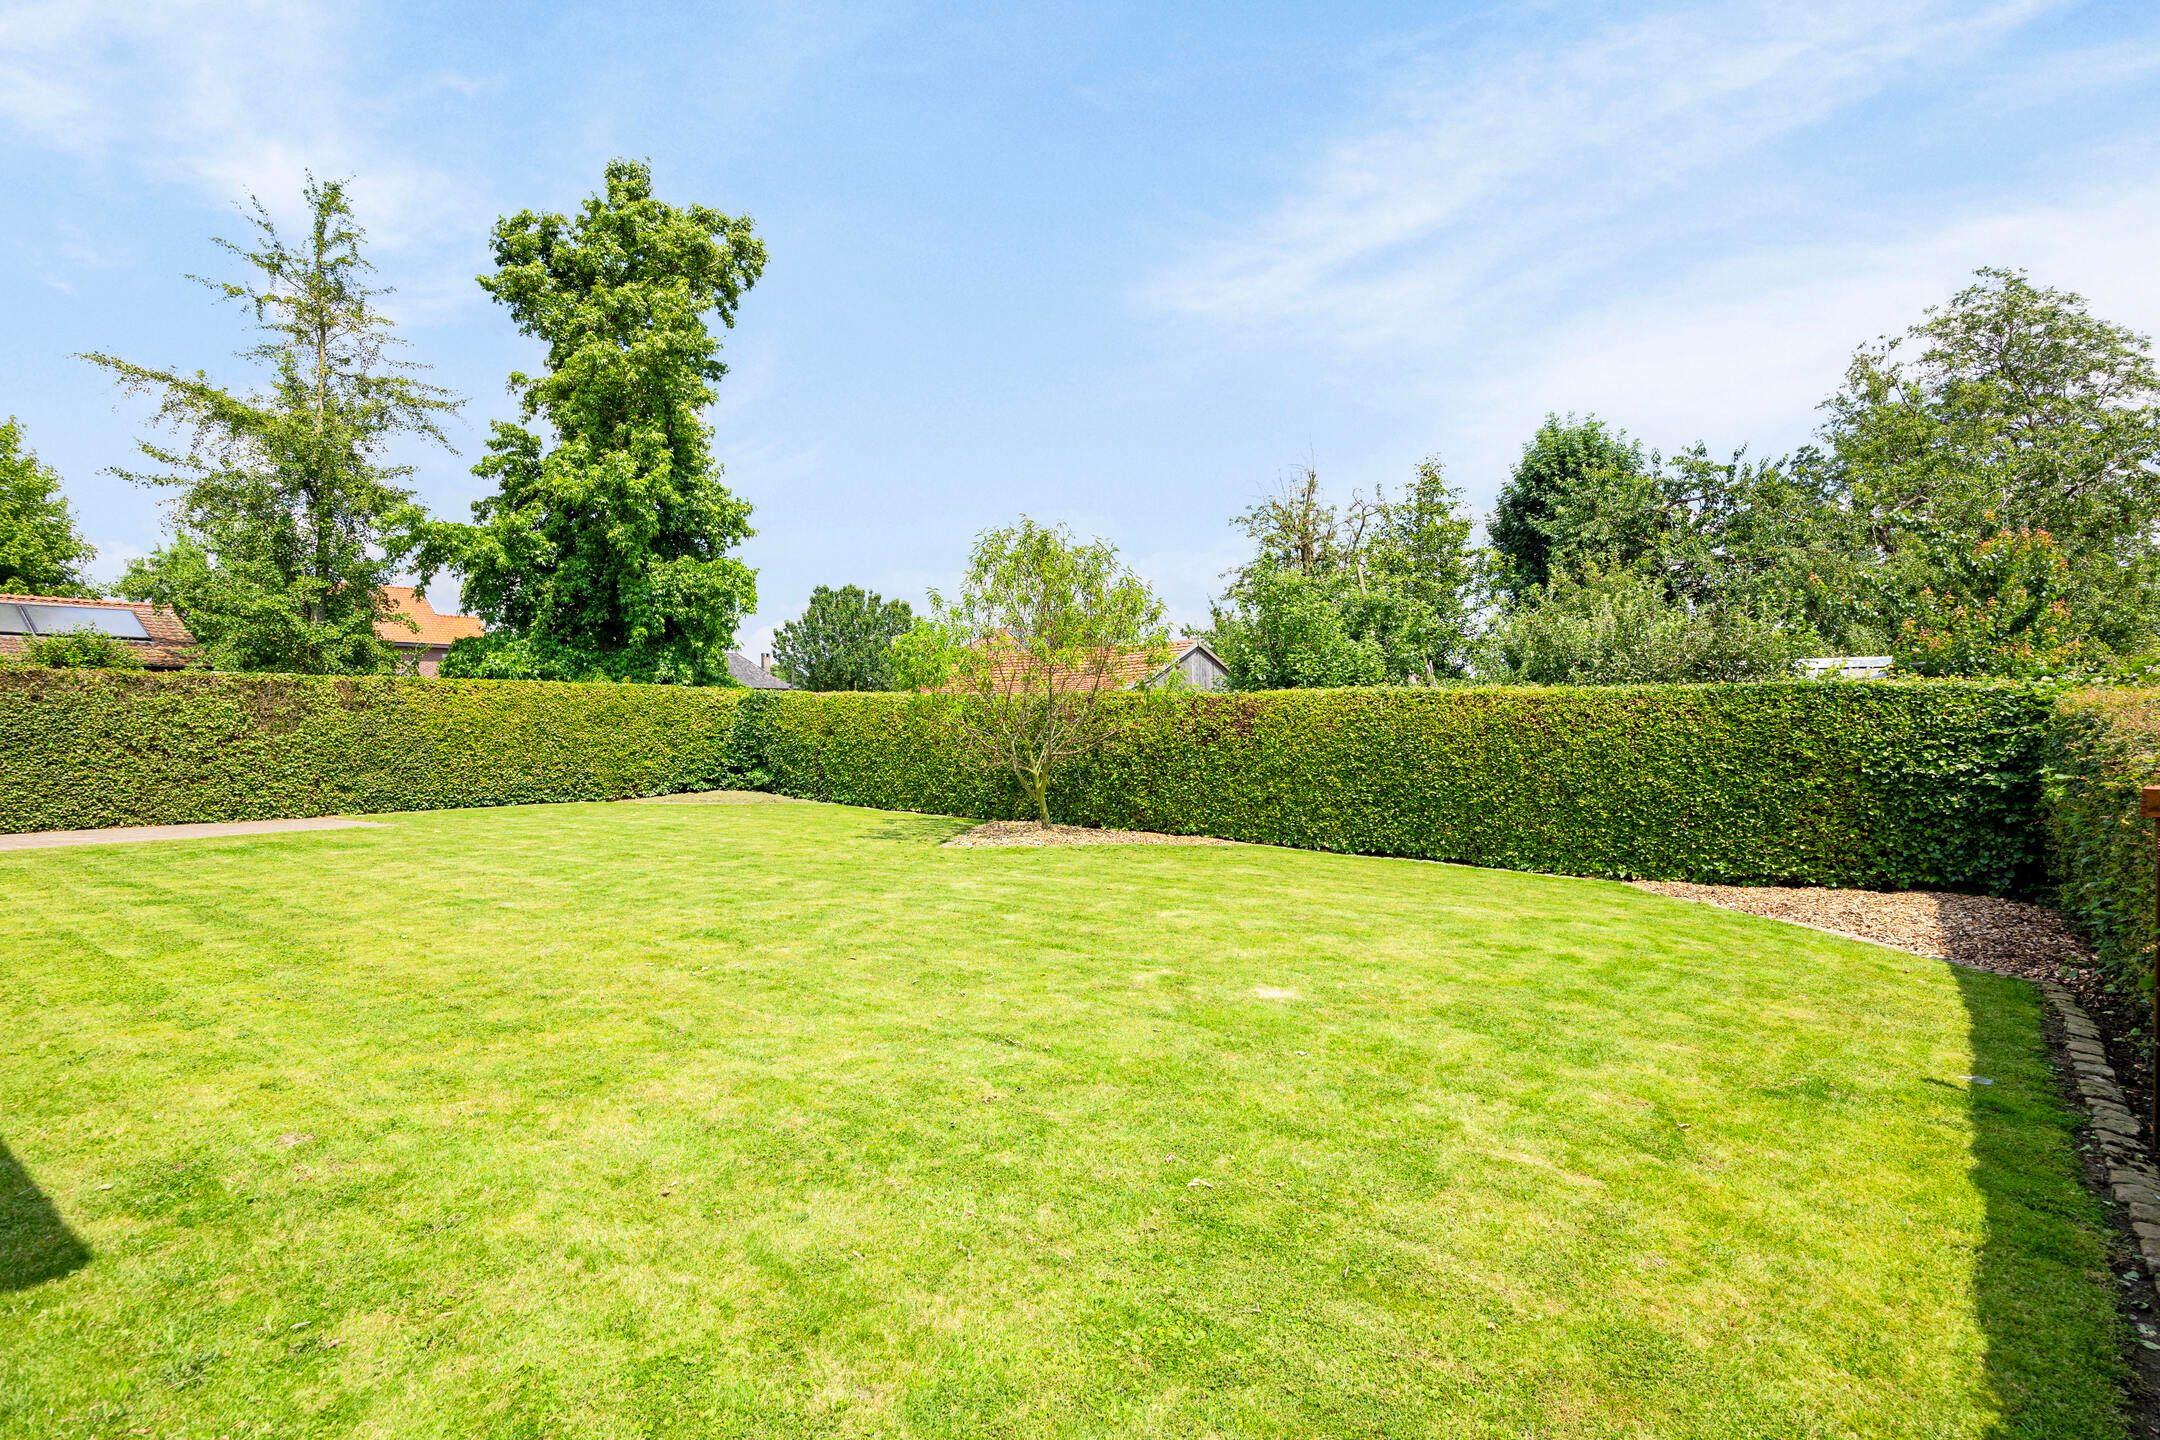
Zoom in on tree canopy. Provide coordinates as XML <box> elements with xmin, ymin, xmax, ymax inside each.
<box><xmin>1487</xmin><ymin>416</ymin><xmax>1645</xmax><ymax>601</ymax></box>
<box><xmin>441</xmin><ymin>159</ymin><xmax>766</xmax><ymax>684</ymax></box>
<box><xmin>1206</xmin><ymin>459</ymin><xmax>1481</xmax><ymax>688</ymax></box>
<box><xmin>0</xmin><ymin>417</ymin><xmax>97</xmax><ymax>596</ymax></box>
<box><xmin>1815</xmin><ymin>267</ymin><xmax>2160</xmax><ymax>669</ymax></box>
<box><xmin>771</xmin><ymin>584</ymin><xmax>913</xmax><ymax>691</ymax></box>
<box><xmin>84</xmin><ymin>178</ymin><xmax>457</xmax><ymax>673</ymax></box>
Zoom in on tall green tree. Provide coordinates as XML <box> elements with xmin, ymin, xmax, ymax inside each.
<box><xmin>1819</xmin><ymin>267</ymin><xmax>2160</xmax><ymax>662</ymax></box>
<box><xmin>905</xmin><ymin>518</ymin><xmax>1167</xmax><ymax>825</ymax></box>
<box><xmin>1208</xmin><ymin>458</ymin><xmax>1481</xmax><ymax>687</ymax></box>
<box><xmin>442</xmin><ymin>159</ymin><xmax>766</xmax><ymax>684</ymax></box>
<box><xmin>0</xmin><ymin>417</ymin><xmax>97</xmax><ymax>595</ymax></box>
<box><xmin>1487</xmin><ymin>416</ymin><xmax>1646</xmax><ymax>600</ymax></box>
<box><xmin>84</xmin><ymin>179</ymin><xmax>456</xmax><ymax>673</ymax></box>
<box><xmin>771</xmin><ymin>584</ymin><xmax>913</xmax><ymax>691</ymax></box>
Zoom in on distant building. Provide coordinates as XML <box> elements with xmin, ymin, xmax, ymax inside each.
<box><xmin>727</xmin><ymin>651</ymin><xmax>794</xmax><ymax>690</ymax></box>
<box><xmin>0</xmin><ymin>593</ymin><xmax>196</xmax><ymax>668</ymax></box>
<box><xmin>953</xmin><ymin>636</ymin><xmax>1230</xmax><ymax>694</ymax></box>
<box><xmin>1797</xmin><ymin>656</ymin><xmax>1895</xmax><ymax>680</ymax></box>
<box><xmin>376</xmin><ymin>587</ymin><xmax>485</xmax><ymax>677</ymax></box>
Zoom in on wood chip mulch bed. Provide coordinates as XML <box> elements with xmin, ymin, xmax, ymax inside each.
<box><xmin>1630</xmin><ymin>880</ymin><xmax>2150</xmax><ymax>1127</ymax></box>
<box><xmin>944</xmin><ymin>821</ymin><xmax>1233</xmax><ymax>849</ymax></box>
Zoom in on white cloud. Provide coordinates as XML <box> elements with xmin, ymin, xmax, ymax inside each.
<box><xmin>1147</xmin><ymin>0</ymin><xmax>2059</xmax><ymax>346</ymax></box>
<box><xmin>1445</xmin><ymin>184</ymin><xmax>2160</xmax><ymax>481</ymax></box>
<box><xmin>0</xmin><ymin>0</ymin><xmax>493</xmax><ymax>292</ymax></box>
<box><xmin>1136</xmin><ymin>0</ymin><xmax>2160</xmax><ymax>517</ymax></box>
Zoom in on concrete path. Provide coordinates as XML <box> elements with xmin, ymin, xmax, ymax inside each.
<box><xmin>0</xmin><ymin>816</ymin><xmax>385</xmax><ymax>852</ymax></box>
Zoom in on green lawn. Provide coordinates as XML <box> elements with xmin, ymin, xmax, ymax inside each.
<box><xmin>0</xmin><ymin>797</ymin><xmax>2129</xmax><ymax>1437</ymax></box>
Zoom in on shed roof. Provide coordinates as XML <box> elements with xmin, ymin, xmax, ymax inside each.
<box><xmin>727</xmin><ymin>651</ymin><xmax>794</xmax><ymax>689</ymax></box>
<box><xmin>954</xmin><ymin>636</ymin><xmax>1215</xmax><ymax>694</ymax></box>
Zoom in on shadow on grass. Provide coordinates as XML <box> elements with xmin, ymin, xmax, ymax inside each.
<box><xmin>1953</xmin><ymin>965</ymin><xmax>2133</xmax><ymax>1439</ymax></box>
<box><xmin>0</xmin><ymin>1137</ymin><xmax>89</xmax><ymax>1292</ymax></box>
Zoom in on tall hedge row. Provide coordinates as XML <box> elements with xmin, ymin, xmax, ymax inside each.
<box><xmin>2041</xmin><ymin>688</ymin><xmax>2160</xmax><ymax>988</ymax></box>
<box><xmin>746</xmin><ymin>683</ymin><xmax>2053</xmax><ymax>893</ymax></box>
<box><xmin>0</xmin><ymin>669</ymin><xmax>743</xmax><ymax>833</ymax></box>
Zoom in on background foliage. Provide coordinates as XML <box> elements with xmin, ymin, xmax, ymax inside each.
<box><xmin>87</xmin><ymin>178</ymin><xmax>457</xmax><ymax>675</ymax></box>
<box><xmin>770</xmin><ymin>584</ymin><xmax>913</xmax><ymax>690</ymax></box>
<box><xmin>6</xmin><ymin>631</ymin><xmax>146</xmax><ymax>670</ymax></box>
<box><xmin>1208</xmin><ymin>460</ymin><xmax>1481</xmax><ymax>687</ymax></box>
<box><xmin>0</xmin><ymin>416</ymin><xmax>97</xmax><ymax>596</ymax></box>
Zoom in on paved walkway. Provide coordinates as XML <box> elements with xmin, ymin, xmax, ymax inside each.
<box><xmin>0</xmin><ymin>816</ymin><xmax>385</xmax><ymax>852</ymax></box>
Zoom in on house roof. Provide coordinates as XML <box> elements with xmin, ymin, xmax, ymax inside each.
<box><xmin>956</xmin><ymin>636</ymin><xmax>1216</xmax><ymax>694</ymax></box>
<box><xmin>375</xmin><ymin>587</ymin><xmax>485</xmax><ymax>649</ymax></box>
<box><xmin>0</xmin><ymin>592</ymin><xmax>197</xmax><ymax>669</ymax></box>
<box><xmin>726</xmin><ymin>651</ymin><xmax>794</xmax><ymax>689</ymax></box>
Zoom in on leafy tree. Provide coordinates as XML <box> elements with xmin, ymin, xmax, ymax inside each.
<box><xmin>14</xmin><ymin>631</ymin><xmax>144</xmax><ymax>670</ymax></box>
<box><xmin>771</xmin><ymin>584</ymin><xmax>913</xmax><ymax>691</ymax></box>
<box><xmin>0</xmin><ymin>417</ymin><xmax>97</xmax><ymax>595</ymax></box>
<box><xmin>1888</xmin><ymin>526</ymin><xmax>2087</xmax><ymax>678</ymax></box>
<box><xmin>1207</xmin><ymin>564</ymin><xmax>1404</xmax><ymax>689</ymax></box>
<box><xmin>1826</xmin><ymin>267</ymin><xmax>2160</xmax><ymax>546</ymax></box>
<box><xmin>1481</xmin><ymin>568</ymin><xmax>1808</xmax><ymax>684</ymax></box>
<box><xmin>442</xmin><ymin>159</ymin><xmax>766</xmax><ymax>684</ymax></box>
<box><xmin>1488</xmin><ymin>416</ymin><xmax>1647</xmax><ymax>599</ymax></box>
<box><xmin>907</xmin><ymin>517</ymin><xmax>1167</xmax><ymax>825</ymax></box>
<box><xmin>1821</xmin><ymin>267</ymin><xmax>2160</xmax><ymax>663</ymax></box>
<box><xmin>84</xmin><ymin>178</ymin><xmax>456</xmax><ymax>673</ymax></box>
<box><xmin>1208</xmin><ymin>458</ymin><xmax>1481</xmax><ymax>687</ymax></box>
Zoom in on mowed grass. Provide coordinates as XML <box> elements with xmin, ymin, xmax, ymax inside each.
<box><xmin>0</xmin><ymin>798</ymin><xmax>2128</xmax><ymax>1438</ymax></box>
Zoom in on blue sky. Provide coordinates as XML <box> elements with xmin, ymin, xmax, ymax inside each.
<box><xmin>2</xmin><ymin>0</ymin><xmax>2157</xmax><ymax>652</ymax></box>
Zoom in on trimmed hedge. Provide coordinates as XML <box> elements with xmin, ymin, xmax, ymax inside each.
<box><xmin>747</xmin><ymin>683</ymin><xmax>2053</xmax><ymax>893</ymax></box>
<box><xmin>2042</xmin><ymin>688</ymin><xmax>2160</xmax><ymax>989</ymax></box>
<box><xmin>0</xmin><ymin>671</ymin><xmax>2064</xmax><ymax>900</ymax></box>
<box><xmin>0</xmin><ymin>669</ymin><xmax>743</xmax><ymax>833</ymax></box>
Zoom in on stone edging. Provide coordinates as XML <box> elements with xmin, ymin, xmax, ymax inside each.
<box><xmin>2036</xmin><ymin>978</ymin><xmax>2160</xmax><ymax>1270</ymax></box>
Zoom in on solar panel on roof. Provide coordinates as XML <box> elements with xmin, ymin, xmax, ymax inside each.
<box><xmin>20</xmin><ymin>604</ymin><xmax>150</xmax><ymax>640</ymax></box>
<box><xmin>0</xmin><ymin>603</ymin><xmax>28</xmax><ymax>635</ymax></box>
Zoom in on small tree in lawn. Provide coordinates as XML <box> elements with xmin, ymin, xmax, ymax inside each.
<box><xmin>916</xmin><ymin>517</ymin><xmax>1167</xmax><ymax>826</ymax></box>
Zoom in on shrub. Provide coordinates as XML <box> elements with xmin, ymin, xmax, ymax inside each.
<box><xmin>1481</xmin><ymin>569</ymin><xmax>1810</xmax><ymax>684</ymax></box>
<box><xmin>752</xmin><ymin>682</ymin><xmax>2051</xmax><ymax>892</ymax></box>
<box><xmin>2042</xmin><ymin>688</ymin><xmax>2160</xmax><ymax>990</ymax></box>
<box><xmin>0</xmin><ymin>670</ymin><xmax>742</xmax><ymax>833</ymax></box>
<box><xmin>12</xmin><ymin>631</ymin><xmax>146</xmax><ymax>670</ymax></box>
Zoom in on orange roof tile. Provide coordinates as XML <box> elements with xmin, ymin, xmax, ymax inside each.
<box><xmin>945</xmin><ymin>635</ymin><xmax>1204</xmax><ymax>695</ymax></box>
<box><xmin>375</xmin><ymin>587</ymin><xmax>485</xmax><ymax>648</ymax></box>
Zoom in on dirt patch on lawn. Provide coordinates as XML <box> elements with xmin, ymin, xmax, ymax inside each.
<box><xmin>630</xmin><ymin>790</ymin><xmax>806</xmax><ymax>806</ymax></box>
<box><xmin>945</xmin><ymin>820</ymin><xmax>1234</xmax><ymax>849</ymax></box>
